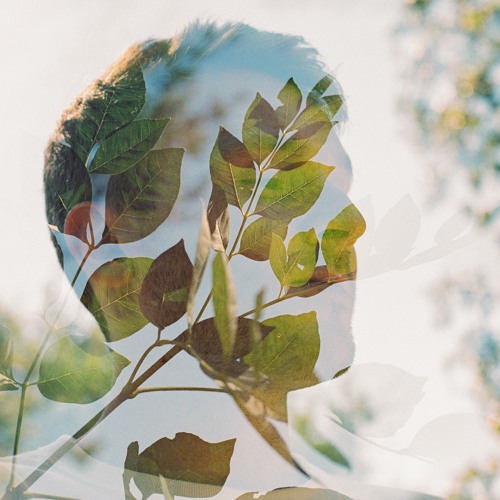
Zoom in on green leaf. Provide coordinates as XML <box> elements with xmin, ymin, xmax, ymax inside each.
<box><xmin>102</xmin><ymin>148</ymin><xmax>183</xmax><ymax>244</ymax></box>
<box><xmin>294</xmin><ymin>416</ymin><xmax>351</xmax><ymax>470</ymax></box>
<box><xmin>37</xmin><ymin>335</ymin><xmax>130</xmax><ymax>404</ymax></box>
<box><xmin>89</xmin><ymin>118</ymin><xmax>169</xmax><ymax>175</ymax></box>
<box><xmin>212</xmin><ymin>253</ymin><xmax>236</xmax><ymax>359</ymax></box>
<box><xmin>0</xmin><ymin>324</ymin><xmax>18</xmax><ymax>391</ymax></box>
<box><xmin>123</xmin><ymin>433</ymin><xmax>235</xmax><ymax>499</ymax></box>
<box><xmin>238</xmin><ymin>487</ymin><xmax>352</xmax><ymax>499</ymax></box>
<box><xmin>270</xmin><ymin>229</ymin><xmax>318</xmax><ymax>287</ymax></box>
<box><xmin>291</xmin><ymin>94</ymin><xmax>342</xmax><ymax>131</ymax></box>
<box><xmin>242</xmin><ymin>93</ymin><xmax>280</xmax><ymax>165</ymax></box>
<box><xmin>306</xmin><ymin>75</ymin><xmax>334</xmax><ymax>107</ymax></box>
<box><xmin>321</xmin><ymin>204</ymin><xmax>366</xmax><ymax>276</ymax></box>
<box><xmin>238</xmin><ymin>217</ymin><xmax>289</xmax><ymax>261</ymax></box>
<box><xmin>254</xmin><ymin>161</ymin><xmax>334</xmax><ymax>220</ymax></box>
<box><xmin>209</xmin><ymin>127</ymin><xmax>256</xmax><ymax>210</ymax></box>
<box><xmin>81</xmin><ymin>257</ymin><xmax>153</xmax><ymax>342</ymax></box>
<box><xmin>69</xmin><ymin>63</ymin><xmax>146</xmax><ymax>164</ymax></box>
<box><xmin>187</xmin><ymin>210</ymin><xmax>212</xmax><ymax>328</ymax></box>
<box><xmin>269</xmin><ymin>121</ymin><xmax>332</xmax><ymax>170</ymax></box>
<box><xmin>57</xmin><ymin>166</ymin><xmax>92</xmax><ymax>217</ymax></box>
<box><xmin>207</xmin><ymin>184</ymin><xmax>230</xmax><ymax>252</ymax></box>
<box><xmin>243</xmin><ymin>312</ymin><xmax>320</xmax><ymax>420</ymax></box>
<box><xmin>139</xmin><ymin>240</ymin><xmax>194</xmax><ymax>329</ymax></box>
<box><xmin>276</xmin><ymin>78</ymin><xmax>302</xmax><ymax>130</ymax></box>
<box><xmin>284</xmin><ymin>265</ymin><xmax>336</xmax><ymax>298</ymax></box>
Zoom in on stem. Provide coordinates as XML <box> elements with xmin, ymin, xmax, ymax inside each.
<box><xmin>5</xmin><ymin>245</ymin><xmax>95</xmax><ymax>492</ymax></box>
<box><xmin>125</xmin><ymin>327</ymin><xmax>162</xmax><ymax>386</ymax></box>
<box><xmin>133</xmin><ymin>386</ymin><xmax>225</xmax><ymax>396</ymax></box>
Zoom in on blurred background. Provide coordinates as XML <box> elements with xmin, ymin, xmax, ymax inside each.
<box><xmin>0</xmin><ymin>0</ymin><xmax>498</xmax><ymax>498</ymax></box>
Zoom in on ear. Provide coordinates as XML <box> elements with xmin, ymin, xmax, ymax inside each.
<box><xmin>64</xmin><ymin>202</ymin><xmax>92</xmax><ymax>244</ymax></box>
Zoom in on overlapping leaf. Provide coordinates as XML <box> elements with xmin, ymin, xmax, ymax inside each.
<box><xmin>209</xmin><ymin>127</ymin><xmax>255</xmax><ymax>210</ymax></box>
<box><xmin>237</xmin><ymin>217</ymin><xmax>289</xmax><ymax>261</ymax></box>
<box><xmin>269</xmin><ymin>229</ymin><xmax>319</xmax><ymax>287</ymax></box>
<box><xmin>123</xmin><ymin>433</ymin><xmax>235</xmax><ymax>499</ymax></box>
<box><xmin>292</xmin><ymin>95</ymin><xmax>342</xmax><ymax>130</ymax></box>
<box><xmin>275</xmin><ymin>78</ymin><xmax>302</xmax><ymax>130</ymax></box>
<box><xmin>306</xmin><ymin>75</ymin><xmax>334</xmax><ymax>106</ymax></box>
<box><xmin>207</xmin><ymin>184</ymin><xmax>230</xmax><ymax>252</ymax></box>
<box><xmin>69</xmin><ymin>63</ymin><xmax>146</xmax><ymax>164</ymax></box>
<box><xmin>254</xmin><ymin>162</ymin><xmax>334</xmax><ymax>220</ymax></box>
<box><xmin>102</xmin><ymin>148</ymin><xmax>183</xmax><ymax>244</ymax></box>
<box><xmin>212</xmin><ymin>254</ymin><xmax>237</xmax><ymax>359</ymax></box>
<box><xmin>139</xmin><ymin>240</ymin><xmax>193</xmax><ymax>329</ymax></box>
<box><xmin>89</xmin><ymin>118</ymin><xmax>169</xmax><ymax>175</ymax></box>
<box><xmin>321</xmin><ymin>204</ymin><xmax>366</xmax><ymax>276</ymax></box>
<box><xmin>37</xmin><ymin>335</ymin><xmax>130</xmax><ymax>404</ymax></box>
<box><xmin>268</xmin><ymin>121</ymin><xmax>332</xmax><ymax>170</ymax></box>
<box><xmin>81</xmin><ymin>257</ymin><xmax>153</xmax><ymax>341</ymax></box>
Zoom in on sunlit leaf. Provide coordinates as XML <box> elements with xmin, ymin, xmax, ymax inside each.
<box><xmin>209</xmin><ymin>127</ymin><xmax>255</xmax><ymax>210</ymax></box>
<box><xmin>254</xmin><ymin>162</ymin><xmax>334</xmax><ymax>220</ymax></box>
<box><xmin>284</xmin><ymin>265</ymin><xmax>345</xmax><ymax>298</ymax></box>
<box><xmin>102</xmin><ymin>148</ymin><xmax>183</xmax><ymax>244</ymax></box>
<box><xmin>276</xmin><ymin>78</ymin><xmax>302</xmax><ymax>130</ymax></box>
<box><xmin>321</xmin><ymin>204</ymin><xmax>366</xmax><ymax>276</ymax></box>
<box><xmin>306</xmin><ymin>75</ymin><xmax>334</xmax><ymax>106</ymax></box>
<box><xmin>89</xmin><ymin>118</ymin><xmax>169</xmax><ymax>175</ymax></box>
<box><xmin>123</xmin><ymin>433</ymin><xmax>235</xmax><ymax>499</ymax></box>
<box><xmin>291</xmin><ymin>95</ymin><xmax>342</xmax><ymax>130</ymax></box>
<box><xmin>0</xmin><ymin>324</ymin><xmax>18</xmax><ymax>391</ymax></box>
<box><xmin>238</xmin><ymin>487</ymin><xmax>351</xmax><ymax>499</ymax></box>
<box><xmin>270</xmin><ymin>229</ymin><xmax>318</xmax><ymax>287</ymax></box>
<box><xmin>238</xmin><ymin>217</ymin><xmax>289</xmax><ymax>261</ymax></box>
<box><xmin>207</xmin><ymin>184</ymin><xmax>230</xmax><ymax>252</ymax></box>
<box><xmin>212</xmin><ymin>253</ymin><xmax>236</xmax><ymax>360</ymax></box>
<box><xmin>242</xmin><ymin>93</ymin><xmax>280</xmax><ymax>165</ymax></box>
<box><xmin>139</xmin><ymin>240</ymin><xmax>193</xmax><ymax>329</ymax></box>
<box><xmin>294</xmin><ymin>416</ymin><xmax>351</xmax><ymax>470</ymax></box>
<box><xmin>187</xmin><ymin>210</ymin><xmax>211</xmax><ymax>328</ymax></box>
<box><xmin>69</xmin><ymin>63</ymin><xmax>146</xmax><ymax>164</ymax></box>
<box><xmin>81</xmin><ymin>257</ymin><xmax>153</xmax><ymax>341</ymax></box>
<box><xmin>268</xmin><ymin>121</ymin><xmax>332</xmax><ymax>170</ymax></box>
<box><xmin>37</xmin><ymin>335</ymin><xmax>130</xmax><ymax>404</ymax></box>
<box><xmin>243</xmin><ymin>312</ymin><xmax>320</xmax><ymax>419</ymax></box>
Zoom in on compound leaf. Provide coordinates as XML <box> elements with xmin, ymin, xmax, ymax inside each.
<box><xmin>102</xmin><ymin>148</ymin><xmax>183</xmax><ymax>244</ymax></box>
<box><xmin>37</xmin><ymin>335</ymin><xmax>130</xmax><ymax>404</ymax></box>
<box><xmin>81</xmin><ymin>257</ymin><xmax>153</xmax><ymax>342</ymax></box>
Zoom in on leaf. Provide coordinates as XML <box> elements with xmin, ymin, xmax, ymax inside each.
<box><xmin>321</xmin><ymin>204</ymin><xmax>366</xmax><ymax>276</ymax></box>
<box><xmin>209</xmin><ymin>127</ymin><xmax>256</xmax><ymax>210</ymax></box>
<box><xmin>294</xmin><ymin>416</ymin><xmax>351</xmax><ymax>470</ymax></box>
<box><xmin>306</xmin><ymin>75</ymin><xmax>334</xmax><ymax>106</ymax></box>
<box><xmin>139</xmin><ymin>240</ymin><xmax>194</xmax><ymax>329</ymax></box>
<box><xmin>270</xmin><ymin>229</ymin><xmax>318</xmax><ymax>287</ymax></box>
<box><xmin>242</xmin><ymin>93</ymin><xmax>280</xmax><ymax>165</ymax></box>
<box><xmin>123</xmin><ymin>433</ymin><xmax>235</xmax><ymax>499</ymax></box>
<box><xmin>237</xmin><ymin>487</ymin><xmax>351</xmax><ymax>499</ymax></box>
<box><xmin>69</xmin><ymin>63</ymin><xmax>146</xmax><ymax>164</ymax></box>
<box><xmin>89</xmin><ymin>118</ymin><xmax>169</xmax><ymax>175</ymax></box>
<box><xmin>57</xmin><ymin>165</ymin><xmax>92</xmax><ymax>217</ymax></box>
<box><xmin>268</xmin><ymin>121</ymin><xmax>332</xmax><ymax>171</ymax></box>
<box><xmin>37</xmin><ymin>335</ymin><xmax>130</xmax><ymax>404</ymax></box>
<box><xmin>238</xmin><ymin>217</ymin><xmax>289</xmax><ymax>261</ymax></box>
<box><xmin>243</xmin><ymin>312</ymin><xmax>320</xmax><ymax>419</ymax></box>
<box><xmin>284</xmin><ymin>265</ymin><xmax>347</xmax><ymax>298</ymax></box>
<box><xmin>81</xmin><ymin>257</ymin><xmax>153</xmax><ymax>342</ymax></box>
<box><xmin>212</xmin><ymin>253</ymin><xmax>236</xmax><ymax>360</ymax></box>
<box><xmin>207</xmin><ymin>184</ymin><xmax>230</xmax><ymax>252</ymax></box>
<box><xmin>0</xmin><ymin>324</ymin><xmax>18</xmax><ymax>391</ymax></box>
<box><xmin>187</xmin><ymin>210</ymin><xmax>211</xmax><ymax>328</ymax></box>
<box><xmin>102</xmin><ymin>148</ymin><xmax>183</xmax><ymax>244</ymax></box>
<box><xmin>254</xmin><ymin>162</ymin><xmax>334</xmax><ymax>220</ymax></box>
<box><xmin>276</xmin><ymin>78</ymin><xmax>302</xmax><ymax>130</ymax></box>
<box><xmin>291</xmin><ymin>95</ymin><xmax>342</xmax><ymax>131</ymax></box>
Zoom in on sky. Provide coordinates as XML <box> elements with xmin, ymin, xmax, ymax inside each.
<box><xmin>0</xmin><ymin>1</ymin><xmax>494</xmax><ymax>498</ymax></box>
